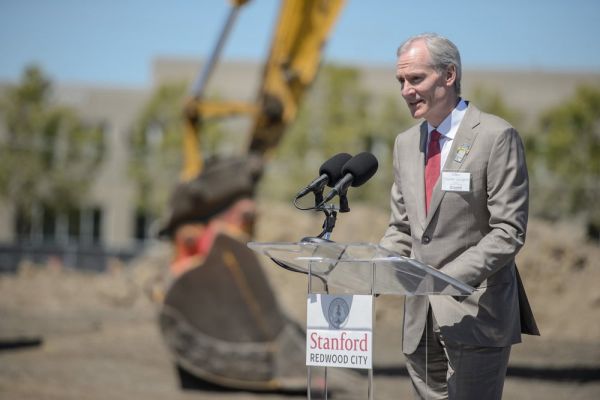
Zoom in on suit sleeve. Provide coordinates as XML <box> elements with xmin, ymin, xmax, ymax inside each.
<box><xmin>380</xmin><ymin>138</ymin><xmax>413</xmax><ymax>257</ymax></box>
<box><xmin>440</xmin><ymin>127</ymin><xmax>529</xmax><ymax>287</ymax></box>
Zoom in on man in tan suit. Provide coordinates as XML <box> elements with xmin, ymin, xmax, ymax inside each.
<box><xmin>380</xmin><ymin>33</ymin><xmax>539</xmax><ymax>399</ymax></box>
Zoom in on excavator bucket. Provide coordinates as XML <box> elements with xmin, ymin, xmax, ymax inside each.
<box><xmin>159</xmin><ymin>233</ymin><xmax>307</xmax><ymax>390</ymax></box>
<box><xmin>152</xmin><ymin>0</ymin><xmax>348</xmax><ymax>392</ymax></box>
<box><xmin>155</xmin><ymin>156</ymin><xmax>307</xmax><ymax>391</ymax></box>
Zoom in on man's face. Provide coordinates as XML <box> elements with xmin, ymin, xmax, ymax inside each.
<box><xmin>396</xmin><ymin>40</ymin><xmax>456</xmax><ymax>126</ymax></box>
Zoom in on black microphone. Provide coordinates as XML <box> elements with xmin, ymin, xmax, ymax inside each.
<box><xmin>295</xmin><ymin>153</ymin><xmax>352</xmax><ymax>200</ymax></box>
<box><xmin>319</xmin><ymin>152</ymin><xmax>379</xmax><ymax>207</ymax></box>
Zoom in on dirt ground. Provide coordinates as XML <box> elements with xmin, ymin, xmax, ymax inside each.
<box><xmin>1</xmin><ymin>202</ymin><xmax>599</xmax><ymax>399</ymax></box>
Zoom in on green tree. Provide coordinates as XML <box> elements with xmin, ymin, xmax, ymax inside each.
<box><xmin>261</xmin><ymin>64</ymin><xmax>412</xmax><ymax>207</ymax></box>
<box><xmin>128</xmin><ymin>83</ymin><xmax>228</xmax><ymax>215</ymax></box>
<box><xmin>128</xmin><ymin>83</ymin><xmax>186</xmax><ymax>215</ymax></box>
<box><xmin>529</xmin><ymin>86</ymin><xmax>600</xmax><ymax>238</ymax></box>
<box><xmin>469</xmin><ymin>86</ymin><xmax>523</xmax><ymax>127</ymax></box>
<box><xmin>261</xmin><ymin>65</ymin><xmax>371</xmax><ymax>202</ymax></box>
<box><xmin>365</xmin><ymin>94</ymin><xmax>412</xmax><ymax>206</ymax></box>
<box><xmin>0</xmin><ymin>66</ymin><xmax>104</xmax><ymax>216</ymax></box>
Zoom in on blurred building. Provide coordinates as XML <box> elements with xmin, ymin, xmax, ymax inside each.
<box><xmin>0</xmin><ymin>58</ymin><xmax>598</xmax><ymax>271</ymax></box>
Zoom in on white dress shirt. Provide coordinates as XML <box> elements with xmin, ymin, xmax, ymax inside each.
<box><xmin>427</xmin><ymin>98</ymin><xmax>468</xmax><ymax>172</ymax></box>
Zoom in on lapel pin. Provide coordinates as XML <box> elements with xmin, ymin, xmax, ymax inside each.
<box><xmin>454</xmin><ymin>144</ymin><xmax>471</xmax><ymax>163</ymax></box>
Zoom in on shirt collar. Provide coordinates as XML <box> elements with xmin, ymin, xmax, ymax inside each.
<box><xmin>427</xmin><ymin>98</ymin><xmax>468</xmax><ymax>140</ymax></box>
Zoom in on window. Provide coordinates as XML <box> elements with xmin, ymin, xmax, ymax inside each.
<box><xmin>134</xmin><ymin>209</ymin><xmax>155</xmax><ymax>242</ymax></box>
<box><xmin>14</xmin><ymin>204</ymin><xmax>103</xmax><ymax>245</ymax></box>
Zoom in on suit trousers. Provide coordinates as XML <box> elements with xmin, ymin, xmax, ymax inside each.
<box><xmin>404</xmin><ymin>307</ymin><xmax>511</xmax><ymax>400</ymax></box>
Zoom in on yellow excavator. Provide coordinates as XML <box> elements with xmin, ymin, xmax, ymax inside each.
<box><xmin>182</xmin><ymin>0</ymin><xmax>345</xmax><ymax>180</ymax></box>
<box><xmin>156</xmin><ymin>0</ymin><xmax>346</xmax><ymax>392</ymax></box>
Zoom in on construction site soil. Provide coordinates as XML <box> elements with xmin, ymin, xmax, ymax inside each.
<box><xmin>1</xmin><ymin>202</ymin><xmax>599</xmax><ymax>399</ymax></box>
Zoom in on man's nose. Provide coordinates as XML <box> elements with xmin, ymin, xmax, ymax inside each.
<box><xmin>402</xmin><ymin>82</ymin><xmax>415</xmax><ymax>97</ymax></box>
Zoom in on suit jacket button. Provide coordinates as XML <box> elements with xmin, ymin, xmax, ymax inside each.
<box><xmin>422</xmin><ymin>235</ymin><xmax>431</xmax><ymax>244</ymax></box>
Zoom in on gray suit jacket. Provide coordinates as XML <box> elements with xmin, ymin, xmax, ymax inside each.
<box><xmin>381</xmin><ymin>103</ymin><xmax>539</xmax><ymax>354</ymax></box>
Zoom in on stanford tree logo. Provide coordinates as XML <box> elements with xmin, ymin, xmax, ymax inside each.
<box><xmin>327</xmin><ymin>297</ymin><xmax>350</xmax><ymax>329</ymax></box>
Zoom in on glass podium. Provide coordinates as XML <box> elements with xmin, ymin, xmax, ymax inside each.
<box><xmin>248</xmin><ymin>241</ymin><xmax>473</xmax><ymax>296</ymax></box>
<box><xmin>248</xmin><ymin>240</ymin><xmax>474</xmax><ymax>399</ymax></box>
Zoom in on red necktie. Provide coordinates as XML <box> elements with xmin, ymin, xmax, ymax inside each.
<box><xmin>425</xmin><ymin>130</ymin><xmax>442</xmax><ymax>214</ymax></box>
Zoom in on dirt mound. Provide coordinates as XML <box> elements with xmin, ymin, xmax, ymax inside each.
<box><xmin>255</xmin><ymin>201</ymin><xmax>600</xmax><ymax>343</ymax></box>
<box><xmin>1</xmin><ymin>201</ymin><xmax>598</xmax><ymax>345</ymax></box>
<box><xmin>517</xmin><ymin>219</ymin><xmax>600</xmax><ymax>342</ymax></box>
<box><xmin>1</xmin><ymin>202</ymin><xmax>599</xmax><ymax>400</ymax></box>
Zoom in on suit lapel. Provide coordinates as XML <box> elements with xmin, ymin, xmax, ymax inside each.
<box><xmin>424</xmin><ymin>104</ymin><xmax>481</xmax><ymax>227</ymax></box>
<box><xmin>443</xmin><ymin>106</ymin><xmax>480</xmax><ymax>172</ymax></box>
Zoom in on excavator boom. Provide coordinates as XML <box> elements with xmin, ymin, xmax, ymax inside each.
<box><xmin>181</xmin><ymin>0</ymin><xmax>345</xmax><ymax>180</ymax></box>
<box><xmin>247</xmin><ymin>0</ymin><xmax>345</xmax><ymax>155</ymax></box>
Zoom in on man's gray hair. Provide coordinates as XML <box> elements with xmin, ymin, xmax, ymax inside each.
<box><xmin>397</xmin><ymin>33</ymin><xmax>462</xmax><ymax>95</ymax></box>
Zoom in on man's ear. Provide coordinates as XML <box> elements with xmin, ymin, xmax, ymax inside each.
<box><xmin>445</xmin><ymin>64</ymin><xmax>457</xmax><ymax>87</ymax></box>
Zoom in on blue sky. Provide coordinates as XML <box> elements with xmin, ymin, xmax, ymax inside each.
<box><xmin>1</xmin><ymin>0</ymin><xmax>599</xmax><ymax>87</ymax></box>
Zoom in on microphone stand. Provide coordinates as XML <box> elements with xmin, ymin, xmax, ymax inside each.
<box><xmin>318</xmin><ymin>205</ymin><xmax>337</xmax><ymax>240</ymax></box>
<box><xmin>307</xmin><ymin>195</ymin><xmax>349</xmax><ymax>241</ymax></box>
<box><xmin>294</xmin><ymin>189</ymin><xmax>351</xmax><ymax>242</ymax></box>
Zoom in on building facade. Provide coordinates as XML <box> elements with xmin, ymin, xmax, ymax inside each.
<box><xmin>0</xmin><ymin>58</ymin><xmax>598</xmax><ymax>271</ymax></box>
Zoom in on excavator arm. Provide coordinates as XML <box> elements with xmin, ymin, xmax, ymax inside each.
<box><xmin>247</xmin><ymin>0</ymin><xmax>345</xmax><ymax>155</ymax></box>
<box><xmin>156</xmin><ymin>2</ymin><xmax>347</xmax><ymax>390</ymax></box>
<box><xmin>181</xmin><ymin>0</ymin><xmax>345</xmax><ymax>180</ymax></box>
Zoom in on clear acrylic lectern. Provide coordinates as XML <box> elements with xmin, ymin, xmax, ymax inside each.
<box><xmin>248</xmin><ymin>240</ymin><xmax>474</xmax><ymax>399</ymax></box>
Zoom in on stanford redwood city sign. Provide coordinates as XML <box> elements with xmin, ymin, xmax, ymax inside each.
<box><xmin>306</xmin><ymin>294</ymin><xmax>373</xmax><ymax>369</ymax></box>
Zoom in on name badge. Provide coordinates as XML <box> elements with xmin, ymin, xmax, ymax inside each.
<box><xmin>441</xmin><ymin>171</ymin><xmax>470</xmax><ymax>192</ymax></box>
